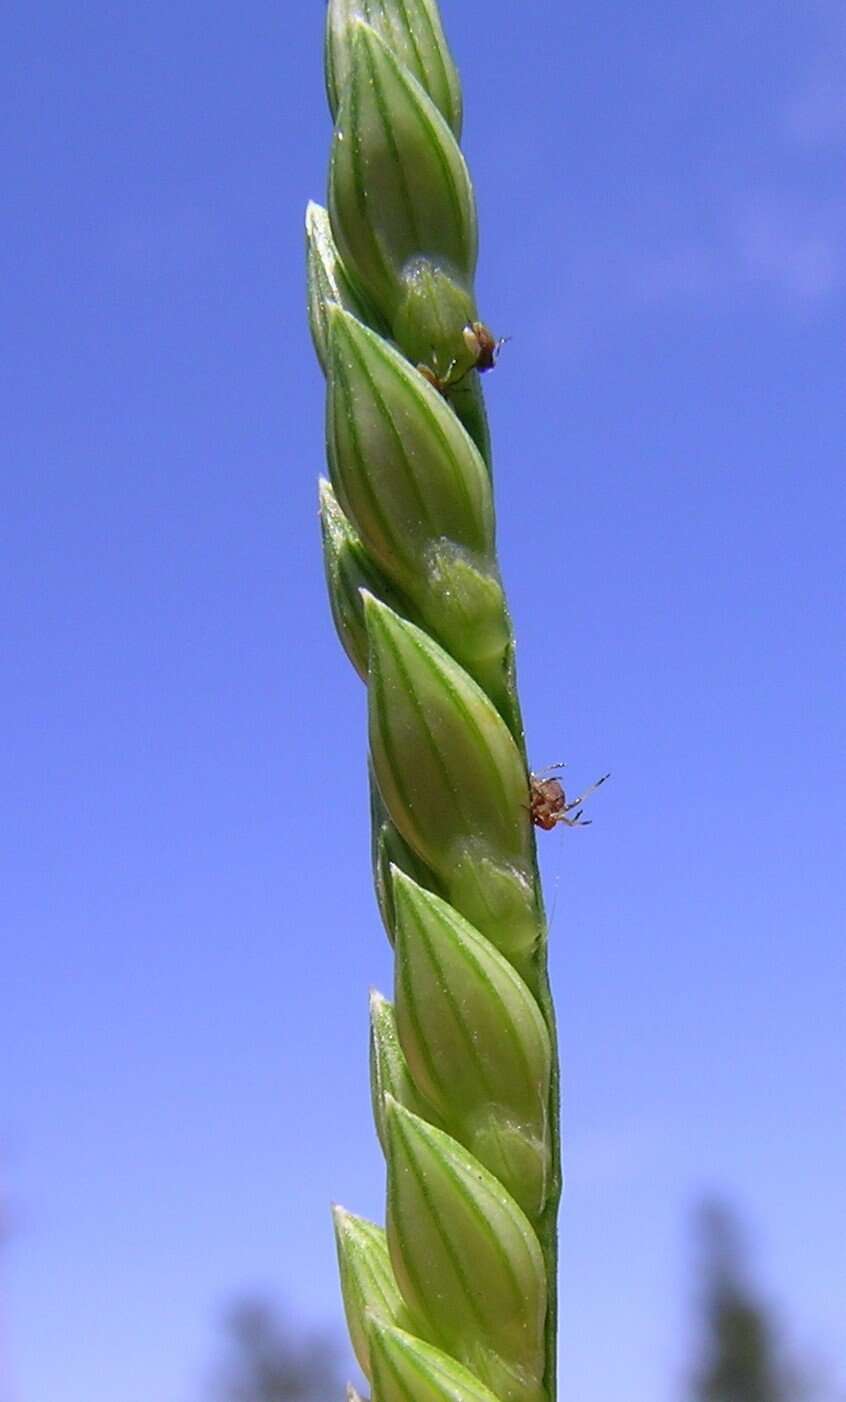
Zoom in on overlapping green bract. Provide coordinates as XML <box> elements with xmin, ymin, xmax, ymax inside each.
<box><xmin>307</xmin><ymin>6</ymin><xmax>560</xmax><ymax>1402</ymax></box>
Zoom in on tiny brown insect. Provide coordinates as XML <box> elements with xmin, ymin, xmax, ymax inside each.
<box><xmin>416</xmin><ymin>322</ymin><xmax>507</xmax><ymax>398</ymax></box>
<box><xmin>463</xmin><ymin>320</ymin><xmax>505</xmax><ymax>373</ymax></box>
<box><xmin>529</xmin><ymin>765</ymin><xmax>610</xmax><ymax>830</ymax></box>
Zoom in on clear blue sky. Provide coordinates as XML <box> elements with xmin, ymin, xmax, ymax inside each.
<box><xmin>3</xmin><ymin>2</ymin><xmax>844</xmax><ymax>1400</ymax></box>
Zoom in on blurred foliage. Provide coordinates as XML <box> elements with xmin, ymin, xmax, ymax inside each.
<box><xmin>211</xmin><ymin>1298</ymin><xmax>346</xmax><ymax>1402</ymax></box>
<box><xmin>691</xmin><ymin>1202</ymin><xmax>805</xmax><ymax>1402</ymax></box>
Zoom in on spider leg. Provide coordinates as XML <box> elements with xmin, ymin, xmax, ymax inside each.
<box><xmin>563</xmin><ymin>772</ymin><xmax>610</xmax><ymax>810</ymax></box>
<box><xmin>533</xmin><ymin>761</ymin><xmax>567</xmax><ymax>778</ymax></box>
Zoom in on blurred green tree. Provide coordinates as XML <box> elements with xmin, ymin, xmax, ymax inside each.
<box><xmin>691</xmin><ymin>1203</ymin><xmax>801</xmax><ymax>1402</ymax></box>
<box><xmin>212</xmin><ymin>1298</ymin><xmax>346</xmax><ymax>1402</ymax></box>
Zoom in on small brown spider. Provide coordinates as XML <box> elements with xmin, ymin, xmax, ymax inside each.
<box><xmin>529</xmin><ymin>765</ymin><xmax>610</xmax><ymax>830</ymax></box>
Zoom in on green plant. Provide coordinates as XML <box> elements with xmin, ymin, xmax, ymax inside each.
<box><xmin>306</xmin><ymin>6</ymin><xmax>561</xmax><ymax>1402</ymax></box>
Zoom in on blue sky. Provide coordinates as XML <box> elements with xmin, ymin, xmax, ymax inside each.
<box><xmin>3</xmin><ymin>2</ymin><xmax>844</xmax><ymax>1400</ymax></box>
